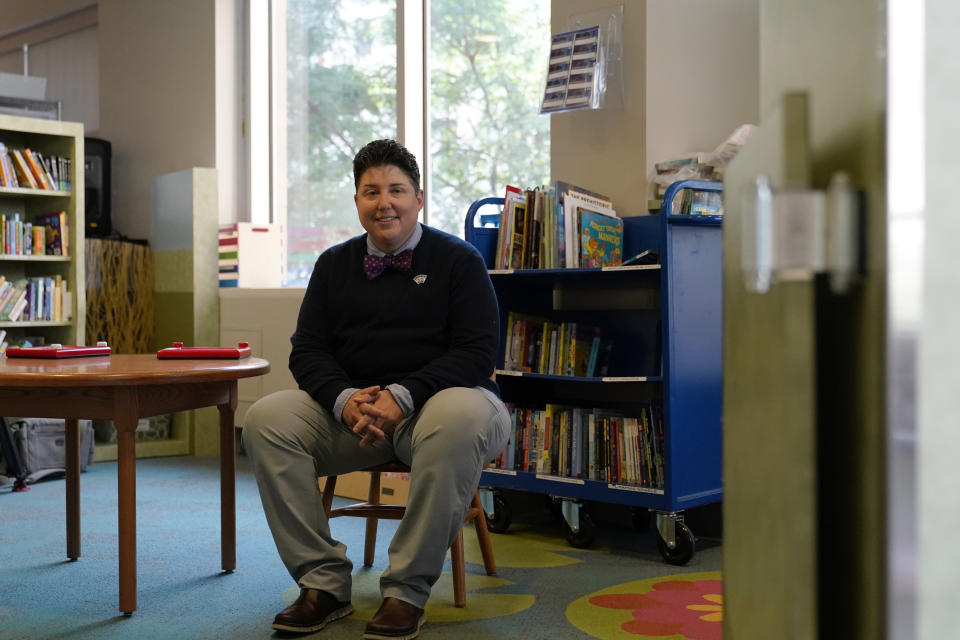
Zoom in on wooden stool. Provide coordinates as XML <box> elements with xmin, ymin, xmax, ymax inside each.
<box><xmin>321</xmin><ymin>461</ymin><xmax>496</xmax><ymax>607</ymax></box>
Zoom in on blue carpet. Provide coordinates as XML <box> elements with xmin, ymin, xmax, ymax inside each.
<box><xmin>0</xmin><ymin>456</ymin><xmax>721</xmax><ymax>639</ymax></box>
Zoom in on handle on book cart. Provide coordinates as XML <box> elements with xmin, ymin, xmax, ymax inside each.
<box><xmin>660</xmin><ymin>180</ymin><xmax>724</xmax><ymax>215</ymax></box>
<box><xmin>464</xmin><ymin>196</ymin><xmax>505</xmax><ymax>246</ymax></box>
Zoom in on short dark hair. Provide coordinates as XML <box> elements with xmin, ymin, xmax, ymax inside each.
<box><xmin>353</xmin><ymin>139</ymin><xmax>421</xmax><ymax>191</ymax></box>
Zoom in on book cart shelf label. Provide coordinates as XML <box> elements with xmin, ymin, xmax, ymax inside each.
<box><xmin>484</xmin><ymin>468</ymin><xmax>518</xmax><ymax>476</ymax></box>
<box><xmin>495</xmin><ymin>370</ymin><xmax>653</xmax><ymax>383</ymax></box>
<box><xmin>536</xmin><ymin>474</ymin><xmax>585</xmax><ymax>485</ymax></box>
<box><xmin>608</xmin><ymin>483</ymin><xmax>665</xmax><ymax>495</ymax></box>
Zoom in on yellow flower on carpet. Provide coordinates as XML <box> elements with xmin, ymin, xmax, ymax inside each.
<box><xmin>686</xmin><ymin>593</ymin><xmax>722</xmax><ymax>622</ymax></box>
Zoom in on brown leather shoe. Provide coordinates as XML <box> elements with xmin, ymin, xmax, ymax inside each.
<box><xmin>363</xmin><ymin>597</ymin><xmax>426</xmax><ymax>640</ymax></box>
<box><xmin>272</xmin><ymin>587</ymin><xmax>353</xmax><ymax>633</ymax></box>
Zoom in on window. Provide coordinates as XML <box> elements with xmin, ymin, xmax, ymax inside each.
<box><xmin>428</xmin><ymin>0</ymin><xmax>551</xmax><ymax>236</ymax></box>
<box><xmin>254</xmin><ymin>0</ymin><xmax>549</xmax><ymax>285</ymax></box>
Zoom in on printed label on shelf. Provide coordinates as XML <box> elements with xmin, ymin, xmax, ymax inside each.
<box><xmin>536</xmin><ymin>474</ymin><xmax>585</xmax><ymax>485</ymax></box>
<box><xmin>495</xmin><ymin>369</ymin><xmax>523</xmax><ymax>376</ymax></box>
<box><xmin>488</xmin><ymin>269</ymin><xmax>515</xmax><ymax>275</ymax></box>
<box><xmin>607</xmin><ymin>483</ymin><xmax>665</xmax><ymax>495</ymax></box>
<box><xmin>601</xmin><ymin>376</ymin><xmax>649</xmax><ymax>382</ymax></box>
<box><xmin>601</xmin><ymin>264</ymin><xmax>661</xmax><ymax>271</ymax></box>
<box><xmin>483</xmin><ymin>468</ymin><xmax>518</xmax><ymax>476</ymax></box>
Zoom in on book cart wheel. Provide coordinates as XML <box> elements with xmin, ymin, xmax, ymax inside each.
<box><xmin>544</xmin><ymin>494</ymin><xmax>564</xmax><ymax>521</ymax></box>
<box><xmin>560</xmin><ymin>500</ymin><xmax>598</xmax><ymax>548</ymax></box>
<box><xmin>656</xmin><ymin>517</ymin><xmax>696</xmax><ymax>566</ymax></box>
<box><xmin>484</xmin><ymin>492</ymin><xmax>512</xmax><ymax>534</ymax></box>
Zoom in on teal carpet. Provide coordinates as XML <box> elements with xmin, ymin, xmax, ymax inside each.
<box><xmin>0</xmin><ymin>456</ymin><xmax>722</xmax><ymax>639</ymax></box>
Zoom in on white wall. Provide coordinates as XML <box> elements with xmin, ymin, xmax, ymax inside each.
<box><xmin>919</xmin><ymin>1</ymin><xmax>960</xmax><ymax>636</ymax></box>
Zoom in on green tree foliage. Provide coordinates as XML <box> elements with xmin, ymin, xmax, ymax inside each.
<box><xmin>429</xmin><ymin>0</ymin><xmax>550</xmax><ymax>234</ymax></box>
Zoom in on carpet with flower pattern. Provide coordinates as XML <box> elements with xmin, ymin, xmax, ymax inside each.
<box><xmin>0</xmin><ymin>455</ymin><xmax>722</xmax><ymax>640</ymax></box>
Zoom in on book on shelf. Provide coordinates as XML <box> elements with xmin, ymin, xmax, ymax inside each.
<box><xmin>0</xmin><ymin>212</ymin><xmax>68</xmax><ymax>256</ymax></box>
<box><xmin>0</xmin><ymin>142</ymin><xmax>16</xmax><ymax>187</ymax></box>
<box><xmin>496</xmin><ymin>403</ymin><xmax>665</xmax><ymax>488</ymax></box>
<box><xmin>507</xmin><ymin>198</ymin><xmax>527</xmax><ymax>269</ymax></box>
<box><xmin>1</xmin><ymin>278</ymin><xmax>28</xmax><ymax>321</ymax></box>
<box><xmin>0</xmin><ymin>276</ymin><xmax>13</xmax><ymax>311</ymax></box>
<box><xmin>501</xmin><ymin>313</ymin><xmax>608</xmax><ymax>377</ymax></box>
<box><xmin>494</xmin><ymin>180</ymin><xmax>617</xmax><ymax>270</ymax></box>
<box><xmin>0</xmin><ymin>275</ymin><xmax>66</xmax><ymax>323</ymax></box>
<box><xmin>33</xmin><ymin>211</ymin><xmax>68</xmax><ymax>256</ymax></box>
<box><xmin>22</xmin><ymin>149</ymin><xmax>51</xmax><ymax>190</ymax></box>
<box><xmin>556</xmin><ymin>181</ymin><xmax>615</xmax><ymax>268</ymax></box>
<box><xmin>0</xmin><ymin>142</ymin><xmax>70</xmax><ymax>192</ymax></box>
<box><xmin>494</xmin><ymin>185</ymin><xmax>522</xmax><ymax>269</ymax></box>
<box><xmin>9</xmin><ymin>149</ymin><xmax>37</xmax><ymax>188</ymax></box>
<box><xmin>35</xmin><ymin>151</ymin><xmax>59</xmax><ymax>190</ymax></box>
<box><xmin>579</xmin><ymin>208</ymin><xmax>623</xmax><ymax>267</ymax></box>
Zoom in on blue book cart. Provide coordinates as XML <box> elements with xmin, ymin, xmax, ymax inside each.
<box><xmin>464</xmin><ymin>180</ymin><xmax>723</xmax><ymax>564</ymax></box>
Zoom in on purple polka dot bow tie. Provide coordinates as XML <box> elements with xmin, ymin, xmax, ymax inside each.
<box><xmin>363</xmin><ymin>249</ymin><xmax>414</xmax><ymax>280</ymax></box>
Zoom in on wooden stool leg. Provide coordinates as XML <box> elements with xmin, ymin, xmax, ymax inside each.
<box><xmin>364</xmin><ymin>472</ymin><xmax>381</xmax><ymax>567</ymax></box>
<box><xmin>471</xmin><ymin>492</ymin><xmax>497</xmax><ymax>576</ymax></box>
<box><xmin>321</xmin><ymin>476</ymin><xmax>337</xmax><ymax>515</ymax></box>
<box><xmin>451</xmin><ymin>529</ymin><xmax>466</xmax><ymax>607</ymax></box>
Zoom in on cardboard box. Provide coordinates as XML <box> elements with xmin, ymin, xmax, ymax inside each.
<box><xmin>329</xmin><ymin>470</ymin><xmax>409</xmax><ymax>506</ymax></box>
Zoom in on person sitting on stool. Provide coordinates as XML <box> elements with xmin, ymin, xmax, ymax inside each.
<box><xmin>242</xmin><ymin>138</ymin><xmax>510</xmax><ymax>639</ymax></box>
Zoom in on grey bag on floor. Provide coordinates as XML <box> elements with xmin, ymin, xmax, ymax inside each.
<box><xmin>0</xmin><ymin>418</ymin><xmax>95</xmax><ymax>484</ymax></box>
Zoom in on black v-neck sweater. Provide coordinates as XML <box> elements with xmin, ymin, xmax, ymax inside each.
<box><xmin>289</xmin><ymin>225</ymin><xmax>500</xmax><ymax>414</ymax></box>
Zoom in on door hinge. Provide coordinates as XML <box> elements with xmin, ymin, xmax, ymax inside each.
<box><xmin>742</xmin><ymin>172</ymin><xmax>862</xmax><ymax>294</ymax></box>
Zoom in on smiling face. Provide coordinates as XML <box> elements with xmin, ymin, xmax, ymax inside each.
<box><xmin>354</xmin><ymin>164</ymin><xmax>424</xmax><ymax>254</ymax></box>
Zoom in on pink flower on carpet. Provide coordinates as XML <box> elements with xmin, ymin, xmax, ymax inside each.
<box><xmin>589</xmin><ymin>579</ymin><xmax>722</xmax><ymax>640</ymax></box>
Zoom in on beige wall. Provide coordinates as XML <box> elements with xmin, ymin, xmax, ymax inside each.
<box><xmin>0</xmin><ymin>0</ymin><xmax>92</xmax><ymax>31</ymax></box>
<box><xmin>98</xmin><ymin>0</ymin><xmax>217</xmax><ymax>240</ymax></box>
<box><xmin>645</xmin><ymin>0</ymin><xmax>759</xmax><ymax>177</ymax></box>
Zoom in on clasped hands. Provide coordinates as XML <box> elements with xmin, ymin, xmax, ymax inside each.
<box><xmin>344</xmin><ymin>385</ymin><xmax>403</xmax><ymax>447</ymax></box>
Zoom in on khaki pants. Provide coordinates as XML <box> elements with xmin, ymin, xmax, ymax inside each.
<box><xmin>241</xmin><ymin>386</ymin><xmax>510</xmax><ymax>608</ymax></box>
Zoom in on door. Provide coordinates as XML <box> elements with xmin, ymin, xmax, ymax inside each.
<box><xmin>722</xmin><ymin>2</ymin><xmax>886</xmax><ymax>639</ymax></box>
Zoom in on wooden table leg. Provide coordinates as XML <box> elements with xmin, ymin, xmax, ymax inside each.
<box><xmin>219</xmin><ymin>383</ymin><xmax>238</xmax><ymax>572</ymax></box>
<box><xmin>114</xmin><ymin>403</ymin><xmax>139</xmax><ymax>615</ymax></box>
<box><xmin>65</xmin><ymin>418</ymin><xmax>81</xmax><ymax>560</ymax></box>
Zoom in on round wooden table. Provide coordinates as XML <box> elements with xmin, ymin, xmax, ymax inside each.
<box><xmin>0</xmin><ymin>354</ymin><xmax>270</xmax><ymax>614</ymax></box>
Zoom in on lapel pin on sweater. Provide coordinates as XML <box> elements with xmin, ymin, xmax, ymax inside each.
<box><xmin>413</xmin><ymin>274</ymin><xmax>427</xmax><ymax>285</ymax></box>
